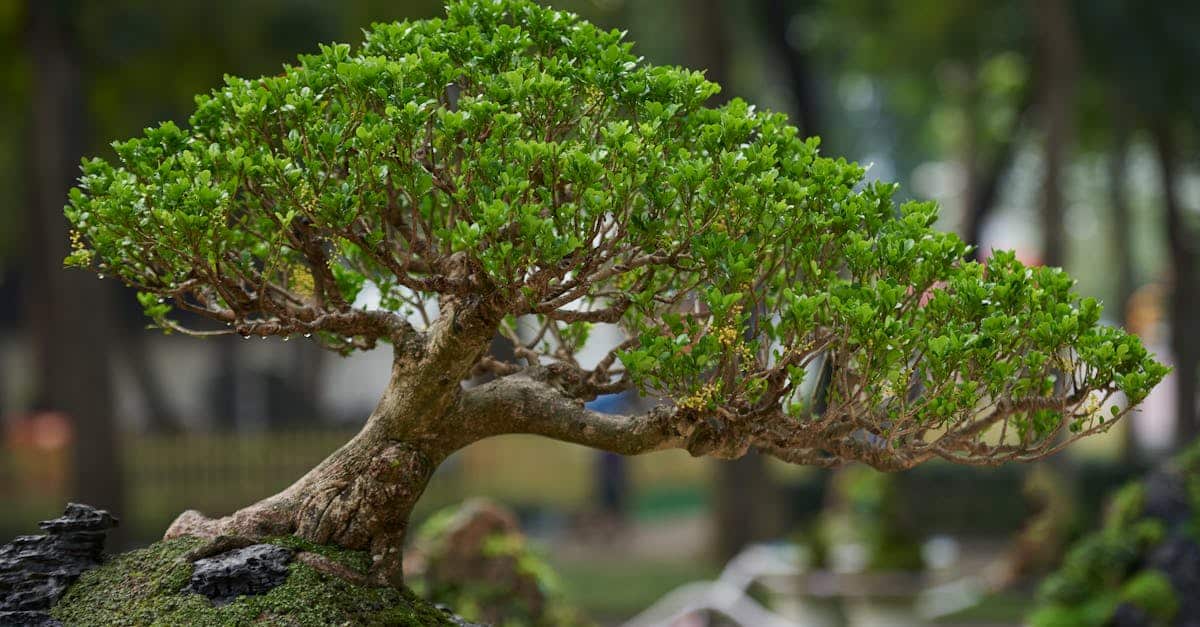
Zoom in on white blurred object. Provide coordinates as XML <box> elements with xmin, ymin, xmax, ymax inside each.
<box><xmin>621</xmin><ymin>544</ymin><xmax>803</xmax><ymax>627</ymax></box>
<box><xmin>921</xmin><ymin>535</ymin><xmax>960</xmax><ymax>572</ymax></box>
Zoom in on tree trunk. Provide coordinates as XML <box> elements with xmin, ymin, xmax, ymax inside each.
<box><xmin>758</xmin><ymin>0</ymin><xmax>820</xmax><ymax>139</ymax></box>
<box><xmin>1152</xmin><ymin>124</ymin><xmax>1200</xmax><ymax>447</ymax></box>
<box><xmin>26</xmin><ymin>0</ymin><xmax>125</xmax><ymax>515</ymax></box>
<box><xmin>1031</xmin><ymin>0</ymin><xmax>1078</xmax><ymax>269</ymax></box>
<box><xmin>1108</xmin><ymin>98</ymin><xmax>1138</xmax><ymax>462</ymax></box>
<box><xmin>962</xmin><ymin>91</ymin><xmax>1032</xmax><ymax>259</ymax></box>
<box><xmin>167</xmin><ymin>371</ymin><xmax>444</xmax><ymax>586</ymax></box>
<box><xmin>166</xmin><ymin>312</ymin><xmax>499</xmax><ymax>587</ymax></box>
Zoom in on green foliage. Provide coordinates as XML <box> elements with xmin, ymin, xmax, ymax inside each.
<box><xmin>1028</xmin><ymin>440</ymin><xmax>1200</xmax><ymax>626</ymax></box>
<box><xmin>1119</xmin><ymin>571</ymin><xmax>1179</xmax><ymax>623</ymax></box>
<box><xmin>812</xmin><ymin>465</ymin><xmax>924</xmax><ymax>572</ymax></box>
<box><xmin>412</xmin><ymin>501</ymin><xmax>588</xmax><ymax>627</ymax></box>
<box><xmin>51</xmin><ymin>537</ymin><xmax>454</xmax><ymax>626</ymax></box>
<box><xmin>65</xmin><ymin>0</ymin><xmax>1166</xmax><ymax>461</ymax></box>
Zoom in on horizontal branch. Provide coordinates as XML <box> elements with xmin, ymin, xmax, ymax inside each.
<box><xmin>452</xmin><ymin>372</ymin><xmax>685</xmax><ymax>456</ymax></box>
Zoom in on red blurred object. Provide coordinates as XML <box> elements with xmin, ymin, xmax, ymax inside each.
<box><xmin>3</xmin><ymin>411</ymin><xmax>73</xmax><ymax>498</ymax></box>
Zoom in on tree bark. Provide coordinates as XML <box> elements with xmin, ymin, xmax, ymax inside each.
<box><xmin>26</xmin><ymin>0</ymin><xmax>125</xmax><ymax>514</ymax></box>
<box><xmin>166</xmin><ymin>306</ymin><xmax>500</xmax><ymax>586</ymax></box>
<box><xmin>1152</xmin><ymin>124</ymin><xmax>1200</xmax><ymax>447</ymax></box>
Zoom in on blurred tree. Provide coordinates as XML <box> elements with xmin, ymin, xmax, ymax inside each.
<box><xmin>1030</xmin><ymin>0</ymin><xmax>1078</xmax><ymax>269</ymax></box>
<box><xmin>25</xmin><ymin>0</ymin><xmax>123</xmax><ymax>513</ymax></box>
<box><xmin>1079</xmin><ymin>0</ymin><xmax>1200</xmax><ymax>448</ymax></box>
<box><xmin>757</xmin><ymin>0</ymin><xmax>821</xmax><ymax>139</ymax></box>
<box><xmin>1153</xmin><ymin>126</ymin><xmax>1199</xmax><ymax>444</ymax></box>
<box><xmin>809</xmin><ymin>0</ymin><xmax>1031</xmax><ymax>254</ymax></box>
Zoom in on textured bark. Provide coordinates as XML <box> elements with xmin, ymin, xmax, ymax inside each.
<box><xmin>166</xmin><ymin>299</ymin><xmax>501</xmax><ymax>586</ymax></box>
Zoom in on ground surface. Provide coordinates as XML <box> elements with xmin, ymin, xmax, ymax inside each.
<box><xmin>51</xmin><ymin>536</ymin><xmax>458</xmax><ymax>626</ymax></box>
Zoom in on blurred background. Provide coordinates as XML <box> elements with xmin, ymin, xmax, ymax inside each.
<box><xmin>1</xmin><ymin>0</ymin><xmax>1198</xmax><ymax>624</ymax></box>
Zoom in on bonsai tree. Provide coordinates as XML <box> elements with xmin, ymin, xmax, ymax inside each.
<box><xmin>64</xmin><ymin>0</ymin><xmax>1167</xmax><ymax>588</ymax></box>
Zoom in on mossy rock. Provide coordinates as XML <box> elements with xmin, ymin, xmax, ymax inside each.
<box><xmin>51</xmin><ymin>536</ymin><xmax>460</xmax><ymax>626</ymax></box>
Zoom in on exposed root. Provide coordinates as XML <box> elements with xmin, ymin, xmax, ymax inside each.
<box><xmin>177</xmin><ymin>534</ymin><xmax>258</xmax><ymax>564</ymax></box>
<box><xmin>162</xmin><ymin>439</ymin><xmax>438</xmax><ymax>589</ymax></box>
<box><xmin>294</xmin><ymin>552</ymin><xmax>380</xmax><ymax>587</ymax></box>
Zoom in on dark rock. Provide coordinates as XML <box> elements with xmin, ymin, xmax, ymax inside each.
<box><xmin>36</xmin><ymin>504</ymin><xmax>119</xmax><ymax>535</ymax></box>
<box><xmin>1147</xmin><ymin>536</ymin><xmax>1200</xmax><ymax>623</ymax></box>
<box><xmin>0</xmin><ymin>503</ymin><xmax>118</xmax><ymax>626</ymax></box>
<box><xmin>0</xmin><ymin>610</ymin><xmax>63</xmax><ymax>627</ymax></box>
<box><xmin>1142</xmin><ymin>470</ymin><xmax>1191</xmax><ymax>528</ymax></box>
<box><xmin>1112</xmin><ymin>603</ymin><xmax>1152</xmax><ymax>627</ymax></box>
<box><xmin>182</xmin><ymin>544</ymin><xmax>294</xmax><ymax>605</ymax></box>
<box><xmin>440</xmin><ymin>606</ymin><xmax>487</xmax><ymax>627</ymax></box>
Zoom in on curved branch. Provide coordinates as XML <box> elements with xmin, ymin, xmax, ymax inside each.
<box><xmin>452</xmin><ymin>373</ymin><xmax>685</xmax><ymax>455</ymax></box>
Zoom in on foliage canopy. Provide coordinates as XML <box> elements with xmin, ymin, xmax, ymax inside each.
<box><xmin>65</xmin><ymin>0</ymin><xmax>1167</xmax><ymax>468</ymax></box>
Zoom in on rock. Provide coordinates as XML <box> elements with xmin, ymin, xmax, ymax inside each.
<box><xmin>1147</xmin><ymin>536</ymin><xmax>1200</xmax><ymax>623</ymax></box>
<box><xmin>0</xmin><ymin>503</ymin><xmax>118</xmax><ymax>627</ymax></box>
<box><xmin>182</xmin><ymin>543</ymin><xmax>294</xmax><ymax>605</ymax></box>
<box><xmin>1111</xmin><ymin>603</ymin><xmax>1152</xmax><ymax>627</ymax></box>
<box><xmin>1142</xmin><ymin>470</ymin><xmax>1192</xmax><ymax>528</ymax></box>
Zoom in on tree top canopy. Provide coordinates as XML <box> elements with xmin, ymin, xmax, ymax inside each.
<box><xmin>66</xmin><ymin>0</ymin><xmax>1167</xmax><ymax>468</ymax></box>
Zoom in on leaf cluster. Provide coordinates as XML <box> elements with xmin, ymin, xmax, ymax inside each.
<box><xmin>65</xmin><ymin>0</ymin><xmax>1166</xmax><ymax>467</ymax></box>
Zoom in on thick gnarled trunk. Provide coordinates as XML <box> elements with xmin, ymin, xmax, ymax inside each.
<box><xmin>166</xmin><ymin>311</ymin><xmax>498</xmax><ymax>587</ymax></box>
<box><xmin>167</xmin><ymin>425</ymin><xmax>440</xmax><ymax>587</ymax></box>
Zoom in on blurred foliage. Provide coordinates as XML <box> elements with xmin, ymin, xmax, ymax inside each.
<box><xmin>411</xmin><ymin>499</ymin><xmax>588</xmax><ymax>627</ymax></box>
<box><xmin>1029</xmin><ymin>440</ymin><xmax>1200</xmax><ymax>626</ymax></box>
<box><xmin>812</xmin><ymin>0</ymin><xmax>1029</xmax><ymax>161</ymax></box>
<box><xmin>809</xmin><ymin>464</ymin><xmax>923</xmax><ymax>572</ymax></box>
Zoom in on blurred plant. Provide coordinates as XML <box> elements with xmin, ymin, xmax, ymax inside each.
<box><xmin>991</xmin><ymin>464</ymin><xmax>1079</xmax><ymax>588</ymax></box>
<box><xmin>62</xmin><ymin>0</ymin><xmax>1166</xmax><ymax>588</ymax></box>
<box><xmin>408</xmin><ymin>499</ymin><xmax>588</xmax><ymax>627</ymax></box>
<box><xmin>809</xmin><ymin>465</ymin><xmax>923</xmax><ymax>573</ymax></box>
<box><xmin>1029</xmin><ymin>439</ymin><xmax>1200</xmax><ymax>626</ymax></box>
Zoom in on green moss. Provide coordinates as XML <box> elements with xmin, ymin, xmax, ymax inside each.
<box><xmin>266</xmin><ymin>535</ymin><xmax>373</xmax><ymax>574</ymax></box>
<box><xmin>51</xmin><ymin>537</ymin><xmax>456</xmax><ymax>626</ymax></box>
<box><xmin>1119</xmin><ymin>571</ymin><xmax>1178</xmax><ymax>622</ymax></box>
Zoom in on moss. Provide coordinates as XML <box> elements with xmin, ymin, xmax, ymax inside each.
<box><xmin>51</xmin><ymin>537</ymin><xmax>456</xmax><ymax>626</ymax></box>
<box><xmin>266</xmin><ymin>535</ymin><xmax>373</xmax><ymax>574</ymax></box>
<box><xmin>1119</xmin><ymin>571</ymin><xmax>1179</xmax><ymax>622</ymax></box>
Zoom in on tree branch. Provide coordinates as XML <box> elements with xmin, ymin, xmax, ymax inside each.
<box><xmin>452</xmin><ymin>373</ymin><xmax>685</xmax><ymax>455</ymax></box>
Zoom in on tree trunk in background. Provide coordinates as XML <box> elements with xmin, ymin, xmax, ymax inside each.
<box><xmin>125</xmin><ymin>334</ymin><xmax>180</xmax><ymax>434</ymax></box>
<box><xmin>758</xmin><ymin>0</ymin><xmax>819</xmax><ymax>139</ymax></box>
<box><xmin>1108</xmin><ymin>100</ymin><xmax>1138</xmax><ymax>462</ymax></box>
<box><xmin>690</xmin><ymin>0</ymin><xmax>781</xmax><ymax>562</ymax></box>
<box><xmin>1031</xmin><ymin>0</ymin><xmax>1078</xmax><ymax>269</ymax></box>
<box><xmin>26</xmin><ymin>0</ymin><xmax>124</xmax><ymax>514</ymax></box>
<box><xmin>1153</xmin><ymin>125</ymin><xmax>1200</xmax><ymax>447</ymax></box>
<box><xmin>962</xmin><ymin>93</ymin><xmax>1032</xmax><ymax>259</ymax></box>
